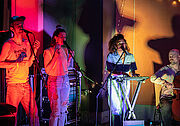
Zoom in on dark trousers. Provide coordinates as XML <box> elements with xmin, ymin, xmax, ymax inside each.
<box><xmin>160</xmin><ymin>98</ymin><xmax>173</xmax><ymax>126</ymax></box>
<box><xmin>113</xmin><ymin>115</ymin><xmax>123</xmax><ymax>126</ymax></box>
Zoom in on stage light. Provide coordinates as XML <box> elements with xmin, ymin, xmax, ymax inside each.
<box><xmin>172</xmin><ymin>0</ymin><xmax>177</xmax><ymax>6</ymax></box>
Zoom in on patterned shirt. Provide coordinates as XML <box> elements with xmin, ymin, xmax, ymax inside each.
<box><xmin>150</xmin><ymin>65</ymin><xmax>176</xmax><ymax>99</ymax></box>
<box><xmin>106</xmin><ymin>51</ymin><xmax>137</xmax><ymax>74</ymax></box>
<box><xmin>2</xmin><ymin>38</ymin><xmax>31</xmax><ymax>83</ymax></box>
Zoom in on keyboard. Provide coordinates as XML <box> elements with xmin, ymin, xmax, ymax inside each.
<box><xmin>115</xmin><ymin>76</ymin><xmax>149</xmax><ymax>81</ymax></box>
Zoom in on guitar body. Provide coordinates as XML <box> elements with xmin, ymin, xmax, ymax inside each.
<box><xmin>172</xmin><ymin>74</ymin><xmax>180</xmax><ymax>121</ymax></box>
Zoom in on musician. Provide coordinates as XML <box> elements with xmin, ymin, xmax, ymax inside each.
<box><xmin>150</xmin><ymin>49</ymin><xmax>180</xmax><ymax>126</ymax></box>
<box><xmin>106</xmin><ymin>34</ymin><xmax>139</xmax><ymax>125</ymax></box>
<box><xmin>0</xmin><ymin>16</ymin><xmax>40</xmax><ymax>125</ymax></box>
<box><xmin>43</xmin><ymin>25</ymin><xmax>73</xmax><ymax>126</ymax></box>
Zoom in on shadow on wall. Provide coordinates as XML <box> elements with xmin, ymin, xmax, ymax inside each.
<box><xmin>148</xmin><ymin>14</ymin><xmax>180</xmax><ymax>72</ymax></box>
<box><xmin>78</xmin><ymin>0</ymin><xmax>102</xmax><ymax>86</ymax></box>
<box><xmin>115</xmin><ymin>2</ymin><xmax>136</xmax><ymax>33</ymax></box>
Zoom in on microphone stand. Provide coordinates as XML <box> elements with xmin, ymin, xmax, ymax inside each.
<box><xmin>25</xmin><ymin>32</ymin><xmax>47</xmax><ymax>123</ymax></box>
<box><xmin>25</xmin><ymin>32</ymin><xmax>47</xmax><ymax>89</ymax></box>
<box><xmin>95</xmin><ymin>51</ymin><xmax>125</xmax><ymax>126</ymax></box>
<box><xmin>63</xmin><ymin>41</ymin><xmax>96</xmax><ymax>126</ymax></box>
<box><xmin>64</xmin><ymin>42</ymin><xmax>95</xmax><ymax>84</ymax></box>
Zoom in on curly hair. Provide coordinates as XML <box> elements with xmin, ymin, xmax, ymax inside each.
<box><xmin>108</xmin><ymin>34</ymin><xmax>130</xmax><ymax>53</ymax></box>
<box><xmin>49</xmin><ymin>25</ymin><xmax>66</xmax><ymax>47</ymax></box>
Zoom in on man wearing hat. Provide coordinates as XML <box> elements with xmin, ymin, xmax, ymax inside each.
<box><xmin>0</xmin><ymin>16</ymin><xmax>40</xmax><ymax>126</ymax></box>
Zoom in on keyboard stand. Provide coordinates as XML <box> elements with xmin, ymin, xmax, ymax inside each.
<box><xmin>117</xmin><ymin>76</ymin><xmax>149</xmax><ymax>120</ymax></box>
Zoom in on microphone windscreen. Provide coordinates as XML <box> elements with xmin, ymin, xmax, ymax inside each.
<box><xmin>120</xmin><ymin>46</ymin><xmax>127</xmax><ymax>54</ymax></box>
<box><xmin>55</xmin><ymin>44</ymin><xmax>60</xmax><ymax>50</ymax></box>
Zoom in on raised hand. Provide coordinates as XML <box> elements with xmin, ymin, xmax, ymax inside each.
<box><xmin>55</xmin><ymin>44</ymin><xmax>61</xmax><ymax>54</ymax></box>
<box><xmin>16</xmin><ymin>52</ymin><xmax>27</xmax><ymax>62</ymax></box>
<box><xmin>33</xmin><ymin>40</ymin><xmax>40</xmax><ymax>50</ymax></box>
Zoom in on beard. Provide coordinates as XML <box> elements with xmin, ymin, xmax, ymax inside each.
<box><xmin>170</xmin><ymin>60</ymin><xmax>178</xmax><ymax>65</ymax></box>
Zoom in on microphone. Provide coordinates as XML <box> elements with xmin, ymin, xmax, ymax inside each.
<box><xmin>120</xmin><ymin>46</ymin><xmax>127</xmax><ymax>55</ymax></box>
<box><xmin>20</xmin><ymin>29</ymin><xmax>32</xmax><ymax>33</ymax></box>
<box><xmin>55</xmin><ymin>44</ymin><xmax>61</xmax><ymax>54</ymax></box>
<box><xmin>55</xmin><ymin>44</ymin><xmax>60</xmax><ymax>50</ymax></box>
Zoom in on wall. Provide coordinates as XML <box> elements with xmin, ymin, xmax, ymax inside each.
<box><xmin>103</xmin><ymin>0</ymin><xmax>180</xmax><ymax>105</ymax></box>
<box><xmin>11</xmin><ymin>0</ymin><xmax>43</xmax><ymax>54</ymax></box>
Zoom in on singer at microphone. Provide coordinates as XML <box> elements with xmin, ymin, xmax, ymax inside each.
<box><xmin>106</xmin><ymin>34</ymin><xmax>139</xmax><ymax>124</ymax></box>
<box><xmin>1</xmin><ymin>16</ymin><xmax>40</xmax><ymax>125</ymax></box>
<box><xmin>44</xmin><ymin>24</ymin><xmax>73</xmax><ymax>125</ymax></box>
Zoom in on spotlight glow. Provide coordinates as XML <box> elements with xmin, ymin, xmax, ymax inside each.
<box><xmin>172</xmin><ymin>0</ymin><xmax>177</xmax><ymax>5</ymax></box>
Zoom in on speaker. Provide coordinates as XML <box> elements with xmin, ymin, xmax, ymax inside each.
<box><xmin>0</xmin><ymin>103</ymin><xmax>16</xmax><ymax>126</ymax></box>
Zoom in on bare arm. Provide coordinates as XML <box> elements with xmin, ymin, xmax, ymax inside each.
<box><xmin>0</xmin><ymin>42</ymin><xmax>17</xmax><ymax>68</ymax></box>
<box><xmin>150</xmin><ymin>74</ymin><xmax>162</xmax><ymax>84</ymax></box>
<box><xmin>150</xmin><ymin>74</ymin><xmax>173</xmax><ymax>89</ymax></box>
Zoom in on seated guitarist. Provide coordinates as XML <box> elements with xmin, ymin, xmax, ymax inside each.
<box><xmin>150</xmin><ymin>49</ymin><xmax>180</xmax><ymax>126</ymax></box>
<box><xmin>106</xmin><ymin>34</ymin><xmax>139</xmax><ymax>126</ymax></box>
